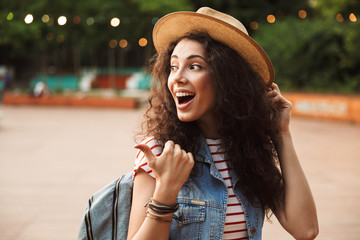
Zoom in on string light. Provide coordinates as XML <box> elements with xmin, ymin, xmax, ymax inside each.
<box><xmin>110</xmin><ymin>17</ymin><xmax>120</xmax><ymax>27</ymax></box>
<box><xmin>109</xmin><ymin>39</ymin><xmax>118</xmax><ymax>48</ymax></box>
<box><xmin>119</xmin><ymin>39</ymin><xmax>128</xmax><ymax>48</ymax></box>
<box><xmin>24</xmin><ymin>14</ymin><xmax>34</xmax><ymax>24</ymax></box>
<box><xmin>267</xmin><ymin>14</ymin><xmax>276</xmax><ymax>23</ymax></box>
<box><xmin>336</xmin><ymin>13</ymin><xmax>344</xmax><ymax>22</ymax></box>
<box><xmin>7</xmin><ymin>12</ymin><xmax>14</xmax><ymax>21</ymax></box>
<box><xmin>73</xmin><ymin>16</ymin><xmax>81</xmax><ymax>24</ymax></box>
<box><xmin>349</xmin><ymin>13</ymin><xmax>357</xmax><ymax>22</ymax></box>
<box><xmin>58</xmin><ymin>16</ymin><xmax>67</xmax><ymax>26</ymax></box>
<box><xmin>249</xmin><ymin>21</ymin><xmax>259</xmax><ymax>30</ymax></box>
<box><xmin>298</xmin><ymin>10</ymin><xmax>307</xmax><ymax>19</ymax></box>
<box><xmin>86</xmin><ymin>17</ymin><xmax>94</xmax><ymax>26</ymax></box>
<box><xmin>42</xmin><ymin>14</ymin><xmax>50</xmax><ymax>23</ymax></box>
<box><xmin>138</xmin><ymin>38</ymin><xmax>148</xmax><ymax>47</ymax></box>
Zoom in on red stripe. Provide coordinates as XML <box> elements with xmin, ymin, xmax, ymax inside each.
<box><xmin>136</xmin><ymin>138</ymin><xmax>155</xmax><ymax>158</ymax></box>
<box><xmin>208</xmin><ymin>143</ymin><xmax>221</xmax><ymax>146</ymax></box>
<box><xmin>229</xmin><ymin>194</ymin><xmax>236</xmax><ymax>198</ymax></box>
<box><xmin>136</xmin><ymin>149</ymin><xmax>141</xmax><ymax>158</ymax></box>
<box><xmin>218</xmin><ymin>168</ymin><xmax>229</xmax><ymax>172</ymax></box>
<box><xmin>140</xmin><ymin>152</ymin><xmax>161</xmax><ymax>161</ymax></box>
<box><xmin>138</xmin><ymin>162</ymin><xmax>147</xmax><ymax>168</ymax></box>
<box><xmin>223</xmin><ymin>177</ymin><xmax>232</xmax><ymax>181</ymax></box>
<box><xmin>144</xmin><ymin>137</ymin><xmax>155</xmax><ymax>145</ymax></box>
<box><xmin>227</xmin><ymin>203</ymin><xmax>241</xmax><ymax>207</ymax></box>
<box><xmin>211</xmin><ymin>151</ymin><xmax>225</xmax><ymax>155</ymax></box>
<box><xmin>225</xmin><ymin>220</ymin><xmax>246</xmax><ymax>225</ymax></box>
<box><xmin>150</xmin><ymin>144</ymin><xmax>161</xmax><ymax>150</ymax></box>
<box><xmin>214</xmin><ymin>159</ymin><xmax>229</xmax><ymax>163</ymax></box>
<box><xmin>227</xmin><ymin>186</ymin><xmax>233</xmax><ymax>189</ymax></box>
<box><xmin>225</xmin><ymin>237</ymin><xmax>249</xmax><ymax>240</ymax></box>
<box><xmin>226</xmin><ymin>212</ymin><xmax>244</xmax><ymax>216</ymax></box>
<box><xmin>224</xmin><ymin>229</ymin><xmax>247</xmax><ymax>234</ymax></box>
<box><xmin>146</xmin><ymin>170</ymin><xmax>153</xmax><ymax>174</ymax></box>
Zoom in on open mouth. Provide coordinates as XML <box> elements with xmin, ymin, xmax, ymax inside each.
<box><xmin>176</xmin><ymin>92</ymin><xmax>195</xmax><ymax>105</ymax></box>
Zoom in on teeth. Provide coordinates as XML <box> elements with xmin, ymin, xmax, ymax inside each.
<box><xmin>175</xmin><ymin>92</ymin><xmax>194</xmax><ymax>97</ymax></box>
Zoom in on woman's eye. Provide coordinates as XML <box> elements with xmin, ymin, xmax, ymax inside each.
<box><xmin>190</xmin><ymin>64</ymin><xmax>202</xmax><ymax>70</ymax></box>
<box><xmin>170</xmin><ymin>65</ymin><xmax>178</xmax><ymax>71</ymax></box>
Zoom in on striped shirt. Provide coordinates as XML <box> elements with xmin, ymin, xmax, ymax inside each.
<box><xmin>133</xmin><ymin>137</ymin><xmax>249</xmax><ymax>239</ymax></box>
<box><xmin>206</xmin><ymin>139</ymin><xmax>249</xmax><ymax>240</ymax></box>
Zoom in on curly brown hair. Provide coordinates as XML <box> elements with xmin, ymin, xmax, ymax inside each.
<box><xmin>139</xmin><ymin>31</ymin><xmax>284</xmax><ymax>216</ymax></box>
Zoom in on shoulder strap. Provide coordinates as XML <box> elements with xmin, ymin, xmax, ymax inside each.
<box><xmin>78</xmin><ymin>172</ymin><xmax>133</xmax><ymax>240</ymax></box>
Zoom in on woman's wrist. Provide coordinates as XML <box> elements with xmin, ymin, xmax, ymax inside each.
<box><xmin>152</xmin><ymin>182</ymin><xmax>179</xmax><ymax>205</ymax></box>
<box><xmin>273</xmin><ymin>128</ymin><xmax>292</xmax><ymax>146</ymax></box>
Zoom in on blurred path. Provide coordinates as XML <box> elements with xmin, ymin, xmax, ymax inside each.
<box><xmin>0</xmin><ymin>106</ymin><xmax>359</xmax><ymax>239</ymax></box>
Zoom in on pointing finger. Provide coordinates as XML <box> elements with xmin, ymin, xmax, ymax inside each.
<box><xmin>134</xmin><ymin>144</ymin><xmax>156</xmax><ymax>162</ymax></box>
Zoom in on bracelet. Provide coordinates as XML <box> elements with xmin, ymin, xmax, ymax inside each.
<box><xmin>147</xmin><ymin>208</ymin><xmax>174</xmax><ymax>218</ymax></box>
<box><xmin>144</xmin><ymin>198</ymin><xmax>179</xmax><ymax>214</ymax></box>
<box><xmin>146</xmin><ymin>211</ymin><xmax>172</xmax><ymax>223</ymax></box>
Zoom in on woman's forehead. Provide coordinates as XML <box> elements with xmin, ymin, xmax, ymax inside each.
<box><xmin>172</xmin><ymin>39</ymin><xmax>206</xmax><ymax>58</ymax></box>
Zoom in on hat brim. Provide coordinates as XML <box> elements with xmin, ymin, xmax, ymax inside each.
<box><xmin>153</xmin><ymin>11</ymin><xmax>274</xmax><ymax>85</ymax></box>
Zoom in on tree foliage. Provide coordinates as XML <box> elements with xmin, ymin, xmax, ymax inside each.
<box><xmin>253</xmin><ymin>18</ymin><xmax>360</xmax><ymax>93</ymax></box>
<box><xmin>0</xmin><ymin>0</ymin><xmax>359</xmax><ymax>92</ymax></box>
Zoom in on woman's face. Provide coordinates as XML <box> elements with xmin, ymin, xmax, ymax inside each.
<box><xmin>168</xmin><ymin>38</ymin><xmax>216</xmax><ymax>130</ymax></box>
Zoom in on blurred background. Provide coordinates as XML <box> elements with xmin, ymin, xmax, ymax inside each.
<box><xmin>0</xmin><ymin>0</ymin><xmax>359</xmax><ymax>94</ymax></box>
<box><xmin>0</xmin><ymin>0</ymin><xmax>359</xmax><ymax>239</ymax></box>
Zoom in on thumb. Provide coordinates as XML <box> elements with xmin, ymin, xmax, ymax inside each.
<box><xmin>134</xmin><ymin>144</ymin><xmax>156</xmax><ymax>162</ymax></box>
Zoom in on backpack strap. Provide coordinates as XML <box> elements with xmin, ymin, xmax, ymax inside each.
<box><xmin>85</xmin><ymin>197</ymin><xmax>94</xmax><ymax>240</ymax></box>
<box><xmin>112</xmin><ymin>178</ymin><xmax>121</xmax><ymax>240</ymax></box>
<box><xmin>78</xmin><ymin>172</ymin><xmax>133</xmax><ymax>240</ymax></box>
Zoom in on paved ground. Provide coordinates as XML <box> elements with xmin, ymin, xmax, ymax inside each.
<box><xmin>0</xmin><ymin>105</ymin><xmax>359</xmax><ymax>240</ymax></box>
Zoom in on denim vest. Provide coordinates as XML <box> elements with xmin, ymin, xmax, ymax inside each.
<box><xmin>169</xmin><ymin>136</ymin><xmax>264</xmax><ymax>240</ymax></box>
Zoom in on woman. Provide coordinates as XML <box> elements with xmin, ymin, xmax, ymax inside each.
<box><xmin>128</xmin><ymin>7</ymin><xmax>318</xmax><ymax>240</ymax></box>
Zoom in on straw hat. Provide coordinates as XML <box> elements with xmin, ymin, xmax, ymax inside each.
<box><xmin>153</xmin><ymin>7</ymin><xmax>274</xmax><ymax>85</ymax></box>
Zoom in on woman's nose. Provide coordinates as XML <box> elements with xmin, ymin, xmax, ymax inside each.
<box><xmin>173</xmin><ymin>68</ymin><xmax>187</xmax><ymax>85</ymax></box>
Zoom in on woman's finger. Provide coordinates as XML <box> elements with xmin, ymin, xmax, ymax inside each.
<box><xmin>134</xmin><ymin>144</ymin><xmax>157</xmax><ymax>163</ymax></box>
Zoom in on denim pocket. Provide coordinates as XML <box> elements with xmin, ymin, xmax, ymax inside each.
<box><xmin>172</xmin><ymin>202</ymin><xmax>205</xmax><ymax>225</ymax></box>
<box><xmin>169</xmin><ymin>200</ymin><xmax>206</xmax><ymax>240</ymax></box>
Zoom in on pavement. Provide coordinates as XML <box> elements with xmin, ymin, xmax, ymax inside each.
<box><xmin>0</xmin><ymin>105</ymin><xmax>359</xmax><ymax>240</ymax></box>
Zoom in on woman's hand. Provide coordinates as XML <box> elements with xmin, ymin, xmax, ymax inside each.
<box><xmin>266</xmin><ymin>83</ymin><xmax>292</xmax><ymax>133</ymax></box>
<box><xmin>266</xmin><ymin>84</ymin><xmax>319</xmax><ymax>239</ymax></box>
<box><xmin>134</xmin><ymin>140</ymin><xmax>194</xmax><ymax>204</ymax></box>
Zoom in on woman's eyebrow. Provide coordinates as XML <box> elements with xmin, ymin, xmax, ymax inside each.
<box><xmin>171</xmin><ymin>54</ymin><xmax>206</xmax><ymax>61</ymax></box>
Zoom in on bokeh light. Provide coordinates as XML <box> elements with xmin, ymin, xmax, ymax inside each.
<box><xmin>46</xmin><ymin>33</ymin><xmax>54</xmax><ymax>41</ymax></box>
<box><xmin>349</xmin><ymin>13</ymin><xmax>357</xmax><ymax>22</ymax></box>
<box><xmin>249</xmin><ymin>21</ymin><xmax>259</xmax><ymax>30</ymax></box>
<box><xmin>86</xmin><ymin>17</ymin><xmax>95</xmax><ymax>26</ymax></box>
<box><xmin>298</xmin><ymin>10</ymin><xmax>307</xmax><ymax>19</ymax></box>
<box><xmin>267</xmin><ymin>14</ymin><xmax>276</xmax><ymax>23</ymax></box>
<box><xmin>109</xmin><ymin>39</ymin><xmax>118</xmax><ymax>48</ymax></box>
<box><xmin>73</xmin><ymin>16</ymin><xmax>81</xmax><ymax>24</ymax></box>
<box><xmin>7</xmin><ymin>12</ymin><xmax>14</xmax><ymax>21</ymax></box>
<box><xmin>138</xmin><ymin>38</ymin><xmax>148</xmax><ymax>47</ymax></box>
<box><xmin>57</xmin><ymin>34</ymin><xmax>65</xmax><ymax>43</ymax></box>
<box><xmin>24</xmin><ymin>14</ymin><xmax>34</xmax><ymax>24</ymax></box>
<box><xmin>110</xmin><ymin>17</ymin><xmax>120</xmax><ymax>27</ymax></box>
<box><xmin>42</xmin><ymin>14</ymin><xmax>50</xmax><ymax>23</ymax></box>
<box><xmin>119</xmin><ymin>39</ymin><xmax>128</xmax><ymax>48</ymax></box>
<box><xmin>58</xmin><ymin>16</ymin><xmax>67</xmax><ymax>26</ymax></box>
<box><xmin>336</xmin><ymin>13</ymin><xmax>344</xmax><ymax>22</ymax></box>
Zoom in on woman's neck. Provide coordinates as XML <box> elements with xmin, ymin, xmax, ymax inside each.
<box><xmin>198</xmin><ymin>120</ymin><xmax>219</xmax><ymax>139</ymax></box>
